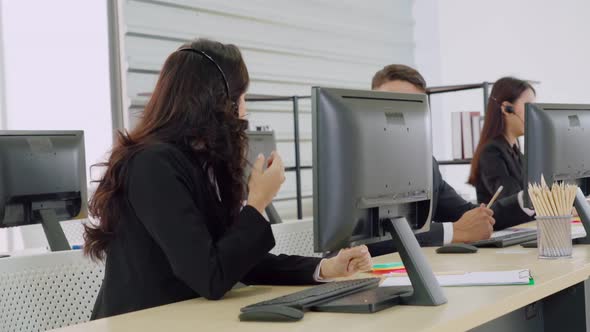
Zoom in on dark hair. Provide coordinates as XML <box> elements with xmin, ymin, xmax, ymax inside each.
<box><xmin>84</xmin><ymin>39</ymin><xmax>250</xmax><ymax>261</ymax></box>
<box><xmin>468</xmin><ymin>77</ymin><xmax>535</xmax><ymax>186</ymax></box>
<box><xmin>371</xmin><ymin>64</ymin><xmax>427</xmax><ymax>91</ymax></box>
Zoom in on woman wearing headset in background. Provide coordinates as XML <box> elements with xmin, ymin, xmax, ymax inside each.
<box><xmin>84</xmin><ymin>38</ymin><xmax>372</xmax><ymax>319</ymax></box>
<box><xmin>468</xmin><ymin>77</ymin><xmax>536</xmax><ymax>204</ymax></box>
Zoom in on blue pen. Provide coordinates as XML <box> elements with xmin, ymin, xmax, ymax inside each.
<box><xmin>71</xmin><ymin>245</ymin><xmax>83</xmax><ymax>250</ymax></box>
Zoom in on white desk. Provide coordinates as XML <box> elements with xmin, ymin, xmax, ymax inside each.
<box><xmin>53</xmin><ymin>243</ymin><xmax>590</xmax><ymax>332</ymax></box>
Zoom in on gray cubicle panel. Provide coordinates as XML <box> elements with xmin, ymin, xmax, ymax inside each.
<box><xmin>106</xmin><ymin>0</ymin><xmax>416</xmax><ymax>218</ymax></box>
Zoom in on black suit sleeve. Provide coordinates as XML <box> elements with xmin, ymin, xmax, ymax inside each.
<box><xmin>242</xmin><ymin>254</ymin><xmax>322</xmax><ymax>285</ymax></box>
<box><xmin>479</xmin><ymin>145</ymin><xmax>522</xmax><ymax>202</ymax></box>
<box><xmin>367</xmin><ymin>160</ymin><xmax>476</xmax><ymax>256</ymax></box>
<box><xmin>432</xmin><ymin>159</ymin><xmax>477</xmax><ymax>223</ymax></box>
<box><xmin>415</xmin><ymin>223</ymin><xmax>445</xmax><ymax>247</ymax></box>
<box><xmin>128</xmin><ymin>149</ymin><xmax>276</xmax><ymax>300</ymax></box>
<box><xmin>434</xmin><ymin>179</ymin><xmax>477</xmax><ymax>222</ymax></box>
<box><xmin>491</xmin><ymin>194</ymin><xmax>534</xmax><ymax>230</ymax></box>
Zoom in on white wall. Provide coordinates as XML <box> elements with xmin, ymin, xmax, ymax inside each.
<box><xmin>413</xmin><ymin>0</ymin><xmax>444</xmax><ymax>159</ymax></box>
<box><xmin>1</xmin><ymin>0</ymin><xmax>112</xmax><ymax>188</ymax></box>
<box><xmin>414</xmin><ymin>0</ymin><xmax>590</xmax><ymax>201</ymax></box>
<box><xmin>0</xmin><ymin>0</ymin><xmax>112</xmax><ymax>252</ymax></box>
<box><xmin>0</xmin><ymin>2</ymin><xmax>5</xmax><ymax>129</ymax></box>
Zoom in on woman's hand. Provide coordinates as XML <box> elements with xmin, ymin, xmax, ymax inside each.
<box><xmin>247</xmin><ymin>151</ymin><xmax>285</xmax><ymax>215</ymax></box>
<box><xmin>320</xmin><ymin>245</ymin><xmax>373</xmax><ymax>279</ymax></box>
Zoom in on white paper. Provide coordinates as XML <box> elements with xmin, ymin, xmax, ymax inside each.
<box><xmin>380</xmin><ymin>269</ymin><xmax>531</xmax><ymax>287</ymax></box>
<box><xmin>572</xmin><ymin>224</ymin><xmax>587</xmax><ymax>239</ymax></box>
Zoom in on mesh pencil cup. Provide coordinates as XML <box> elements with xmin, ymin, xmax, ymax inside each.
<box><xmin>536</xmin><ymin>215</ymin><xmax>572</xmax><ymax>259</ymax></box>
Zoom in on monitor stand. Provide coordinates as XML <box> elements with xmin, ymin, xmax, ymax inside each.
<box><xmin>311</xmin><ymin>217</ymin><xmax>447</xmax><ymax>313</ymax></box>
<box><xmin>382</xmin><ymin>217</ymin><xmax>447</xmax><ymax>305</ymax></box>
<box><xmin>39</xmin><ymin>209</ymin><xmax>71</xmax><ymax>251</ymax></box>
<box><xmin>265</xmin><ymin>203</ymin><xmax>282</xmax><ymax>224</ymax></box>
<box><xmin>573</xmin><ymin>188</ymin><xmax>590</xmax><ymax>245</ymax></box>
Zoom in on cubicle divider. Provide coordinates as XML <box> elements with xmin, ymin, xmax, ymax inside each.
<box><xmin>0</xmin><ymin>250</ymin><xmax>104</xmax><ymax>332</ymax></box>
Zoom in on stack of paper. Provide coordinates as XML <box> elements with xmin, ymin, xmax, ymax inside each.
<box><xmin>380</xmin><ymin>269</ymin><xmax>533</xmax><ymax>287</ymax></box>
<box><xmin>371</xmin><ymin>262</ymin><xmax>405</xmax><ymax>275</ymax></box>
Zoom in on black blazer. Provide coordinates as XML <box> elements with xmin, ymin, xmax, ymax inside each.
<box><xmin>91</xmin><ymin>143</ymin><xmax>321</xmax><ymax>319</ymax></box>
<box><xmin>368</xmin><ymin>158</ymin><xmax>533</xmax><ymax>256</ymax></box>
<box><xmin>475</xmin><ymin>137</ymin><xmax>524</xmax><ymax>204</ymax></box>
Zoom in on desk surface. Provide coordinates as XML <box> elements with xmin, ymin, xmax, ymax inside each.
<box><xmin>54</xmin><ymin>243</ymin><xmax>590</xmax><ymax>332</ymax></box>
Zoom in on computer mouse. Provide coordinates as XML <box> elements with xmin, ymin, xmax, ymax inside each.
<box><xmin>239</xmin><ymin>305</ymin><xmax>304</xmax><ymax>322</ymax></box>
<box><xmin>436</xmin><ymin>243</ymin><xmax>478</xmax><ymax>254</ymax></box>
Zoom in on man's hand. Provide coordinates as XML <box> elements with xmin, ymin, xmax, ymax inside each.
<box><xmin>452</xmin><ymin>204</ymin><xmax>495</xmax><ymax>243</ymax></box>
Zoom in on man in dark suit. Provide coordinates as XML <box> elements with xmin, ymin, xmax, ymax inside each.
<box><xmin>368</xmin><ymin>65</ymin><xmax>534</xmax><ymax>255</ymax></box>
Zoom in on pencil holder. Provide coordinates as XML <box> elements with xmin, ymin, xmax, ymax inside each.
<box><xmin>536</xmin><ymin>215</ymin><xmax>572</xmax><ymax>259</ymax></box>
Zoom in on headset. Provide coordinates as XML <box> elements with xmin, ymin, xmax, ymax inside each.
<box><xmin>490</xmin><ymin>96</ymin><xmax>524</xmax><ymax>152</ymax></box>
<box><xmin>178</xmin><ymin>48</ymin><xmax>239</xmax><ymax>115</ymax></box>
<box><xmin>491</xmin><ymin>96</ymin><xmax>523</xmax><ymax>124</ymax></box>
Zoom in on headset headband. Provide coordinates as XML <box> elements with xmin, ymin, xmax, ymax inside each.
<box><xmin>178</xmin><ymin>48</ymin><xmax>236</xmax><ymax>111</ymax></box>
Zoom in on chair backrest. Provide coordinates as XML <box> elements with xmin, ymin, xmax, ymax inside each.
<box><xmin>60</xmin><ymin>219</ymin><xmax>87</xmax><ymax>246</ymax></box>
<box><xmin>0</xmin><ymin>250</ymin><xmax>104</xmax><ymax>332</ymax></box>
<box><xmin>270</xmin><ymin>219</ymin><xmax>322</xmax><ymax>257</ymax></box>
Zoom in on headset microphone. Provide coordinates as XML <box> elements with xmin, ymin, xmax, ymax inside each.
<box><xmin>504</xmin><ymin>105</ymin><xmax>524</xmax><ymax>124</ymax></box>
<box><xmin>492</xmin><ymin>96</ymin><xmax>523</xmax><ymax>124</ymax></box>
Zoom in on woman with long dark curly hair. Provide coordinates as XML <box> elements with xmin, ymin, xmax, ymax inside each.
<box><xmin>85</xmin><ymin>39</ymin><xmax>372</xmax><ymax>319</ymax></box>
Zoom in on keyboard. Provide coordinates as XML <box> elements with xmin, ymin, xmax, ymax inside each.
<box><xmin>241</xmin><ymin>278</ymin><xmax>380</xmax><ymax>311</ymax></box>
<box><xmin>471</xmin><ymin>229</ymin><xmax>537</xmax><ymax>248</ymax></box>
<box><xmin>472</xmin><ymin>229</ymin><xmax>537</xmax><ymax>247</ymax></box>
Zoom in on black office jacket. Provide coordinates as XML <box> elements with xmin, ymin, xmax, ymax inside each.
<box><xmin>368</xmin><ymin>158</ymin><xmax>533</xmax><ymax>256</ymax></box>
<box><xmin>475</xmin><ymin>137</ymin><xmax>524</xmax><ymax>204</ymax></box>
<box><xmin>91</xmin><ymin>143</ymin><xmax>321</xmax><ymax>320</ymax></box>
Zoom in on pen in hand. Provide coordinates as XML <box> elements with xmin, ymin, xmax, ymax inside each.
<box><xmin>486</xmin><ymin>185</ymin><xmax>504</xmax><ymax>209</ymax></box>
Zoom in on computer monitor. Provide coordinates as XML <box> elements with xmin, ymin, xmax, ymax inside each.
<box><xmin>245</xmin><ymin>130</ymin><xmax>282</xmax><ymax>224</ymax></box>
<box><xmin>0</xmin><ymin>131</ymin><xmax>87</xmax><ymax>251</ymax></box>
<box><xmin>524</xmin><ymin>103</ymin><xmax>590</xmax><ymax>243</ymax></box>
<box><xmin>312</xmin><ymin>87</ymin><xmax>445</xmax><ymax>306</ymax></box>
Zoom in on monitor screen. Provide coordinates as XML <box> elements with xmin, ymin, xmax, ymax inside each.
<box><xmin>524</xmin><ymin>103</ymin><xmax>590</xmax><ymax>206</ymax></box>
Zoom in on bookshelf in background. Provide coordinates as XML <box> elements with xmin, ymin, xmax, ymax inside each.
<box><xmin>451</xmin><ymin>111</ymin><xmax>482</xmax><ymax>160</ymax></box>
<box><xmin>428</xmin><ymin>80</ymin><xmax>539</xmax><ymax>165</ymax></box>
<box><xmin>426</xmin><ymin>82</ymin><xmax>492</xmax><ymax>165</ymax></box>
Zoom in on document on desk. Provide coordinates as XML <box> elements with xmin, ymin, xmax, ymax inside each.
<box><xmin>380</xmin><ymin>269</ymin><xmax>533</xmax><ymax>287</ymax></box>
<box><xmin>572</xmin><ymin>224</ymin><xmax>587</xmax><ymax>239</ymax></box>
